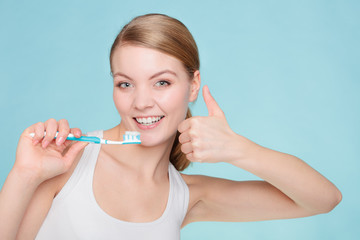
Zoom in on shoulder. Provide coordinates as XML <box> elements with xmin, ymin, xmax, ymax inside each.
<box><xmin>180</xmin><ymin>173</ymin><xmax>235</xmax><ymax>198</ymax></box>
<box><xmin>180</xmin><ymin>173</ymin><xmax>231</xmax><ymax>187</ymax></box>
<box><xmin>179</xmin><ymin>173</ymin><xmax>226</xmax><ymax>227</ymax></box>
<box><xmin>180</xmin><ymin>173</ymin><xmax>211</xmax><ymax>202</ymax></box>
<box><xmin>179</xmin><ymin>174</ymin><xmax>225</xmax><ymax>208</ymax></box>
<box><xmin>180</xmin><ymin>173</ymin><xmax>211</xmax><ymax>186</ymax></box>
<box><xmin>179</xmin><ymin>173</ymin><xmax>251</xmax><ymax>227</ymax></box>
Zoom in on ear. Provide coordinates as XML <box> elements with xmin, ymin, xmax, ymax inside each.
<box><xmin>189</xmin><ymin>70</ymin><xmax>201</xmax><ymax>102</ymax></box>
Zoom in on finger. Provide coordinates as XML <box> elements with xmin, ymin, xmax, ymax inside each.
<box><xmin>178</xmin><ymin>118</ymin><xmax>191</xmax><ymax>133</ymax></box>
<box><xmin>203</xmin><ymin>85</ymin><xmax>224</xmax><ymax>117</ymax></box>
<box><xmin>63</xmin><ymin>141</ymin><xmax>89</xmax><ymax>169</ymax></box>
<box><xmin>186</xmin><ymin>152</ymin><xmax>194</xmax><ymax>162</ymax></box>
<box><xmin>180</xmin><ymin>142</ymin><xmax>193</xmax><ymax>154</ymax></box>
<box><xmin>43</xmin><ymin>118</ymin><xmax>57</xmax><ymax>148</ymax></box>
<box><xmin>188</xmin><ymin>152</ymin><xmax>204</xmax><ymax>163</ymax></box>
<box><xmin>56</xmin><ymin>119</ymin><xmax>70</xmax><ymax>146</ymax></box>
<box><xmin>22</xmin><ymin>125</ymin><xmax>35</xmax><ymax>144</ymax></box>
<box><xmin>32</xmin><ymin>122</ymin><xmax>45</xmax><ymax>145</ymax></box>
<box><xmin>178</xmin><ymin>131</ymin><xmax>191</xmax><ymax>144</ymax></box>
<box><xmin>71</xmin><ymin>128</ymin><xmax>82</xmax><ymax>138</ymax></box>
<box><xmin>62</xmin><ymin>129</ymin><xmax>83</xmax><ymax>149</ymax></box>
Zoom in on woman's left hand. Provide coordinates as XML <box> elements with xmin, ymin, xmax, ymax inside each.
<box><xmin>178</xmin><ymin>85</ymin><xmax>252</xmax><ymax>164</ymax></box>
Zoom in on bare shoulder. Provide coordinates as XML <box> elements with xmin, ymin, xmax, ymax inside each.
<box><xmin>180</xmin><ymin>173</ymin><xmax>207</xmax><ymax>198</ymax></box>
<box><xmin>180</xmin><ymin>173</ymin><xmax>235</xmax><ymax>192</ymax></box>
<box><xmin>180</xmin><ymin>173</ymin><xmax>242</xmax><ymax>201</ymax></box>
<box><xmin>179</xmin><ymin>173</ymin><xmax>233</xmax><ymax>227</ymax></box>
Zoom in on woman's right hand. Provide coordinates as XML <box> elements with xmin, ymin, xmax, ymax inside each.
<box><xmin>14</xmin><ymin>118</ymin><xmax>89</xmax><ymax>184</ymax></box>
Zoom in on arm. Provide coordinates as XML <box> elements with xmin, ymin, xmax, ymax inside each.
<box><xmin>229</xmin><ymin>140</ymin><xmax>341</xmax><ymax>214</ymax></box>
<box><xmin>0</xmin><ymin>169</ymin><xmax>41</xmax><ymax>239</ymax></box>
<box><xmin>0</xmin><ymin>119</ymin><xmax>87</xmax><ymax>239</ymax></box>
<box><xmin>0</xmin><ymin>169</ymin><xmax>64</xmax><ymax>240</ymax></box>
<box><xmin>181</xmin><ymin>143</ymin><xmax>341</xmax><ymax>225</ymax></box>
<box><xmin>179</xmin><ymin>86</ymin><xmax>342</xmax><ymax>225</ymax></box>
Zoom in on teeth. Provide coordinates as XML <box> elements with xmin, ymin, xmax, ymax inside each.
<box><xmin>135</xmin><ymin>116</ymin><xmax>163</xmax><ymax>125</ymax></box>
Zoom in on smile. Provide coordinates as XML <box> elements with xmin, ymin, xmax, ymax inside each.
<box><xmin>134</xmin><ymin>116</ymin><xmax>165</xmax><ymax>126</ymax></box>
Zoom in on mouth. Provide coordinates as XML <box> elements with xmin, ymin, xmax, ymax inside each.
<box><xmin>134</xmin><ymin>116</ymin><xmax>165</xmax><ymax>126</ymax></box>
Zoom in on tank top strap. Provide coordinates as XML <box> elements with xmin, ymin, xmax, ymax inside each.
<box><xmin>83</xmin><ymin>129</ymin><xmax>103</xmax><ymax>171</ymax></box>
<box><xmin>168</xmin><ymin>163</ymin><xmax>190</xmax><ymax>226</ymax></box>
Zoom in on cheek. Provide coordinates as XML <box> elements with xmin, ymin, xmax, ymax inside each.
<box><xmin>113</xmin><ymin>90</ymin><xmax>131</xmax><ymax>115</ymax></box>
<box><xmin>157</xmin><ymin>87</ymin><xmax>190</xmax><ymax>119</ymax></box>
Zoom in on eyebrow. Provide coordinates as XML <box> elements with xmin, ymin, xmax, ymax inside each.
<box><xmin>112</xmin><ymin>70</ymin><xmax>177</xmax><ymax>80</ymax></box>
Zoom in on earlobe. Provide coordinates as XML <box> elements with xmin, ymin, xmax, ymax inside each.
<box><xmin>189</xmin><ymin>71</ymin><xmax>201</xmax><ymax>102</ymax></box>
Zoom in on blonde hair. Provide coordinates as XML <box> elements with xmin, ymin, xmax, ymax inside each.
<box><xmin>109</xmin><ymin>13</ymin><xmax>200</xmax><ymax>171</ymax></box>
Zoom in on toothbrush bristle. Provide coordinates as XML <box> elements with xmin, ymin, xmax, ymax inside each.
<box><xmin>123</xmin><ymin>131</ymin><xmax>141</xmax><ymax>142</ymax></box>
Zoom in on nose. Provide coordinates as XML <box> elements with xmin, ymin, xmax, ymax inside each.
<box><xmin>133</xmin><ymin>87</ymin><xmax>155</xmax><ymax>110</ymax></box>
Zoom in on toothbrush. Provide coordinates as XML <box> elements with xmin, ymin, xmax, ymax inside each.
<box><xmin>29</xmin><ymin>131</ymin><xmax>141</xmax><ymax>145</ymax></box>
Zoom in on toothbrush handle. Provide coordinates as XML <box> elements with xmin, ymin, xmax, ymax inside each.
<box><xmin>64</xmin><ymin>134</ymin><xmax>101</xmax><ymax>144</ymax></box>
<box><xmin>29</xmin><ymin>132</ymin><xmax>101</xmax><ymax>144</ymax></box>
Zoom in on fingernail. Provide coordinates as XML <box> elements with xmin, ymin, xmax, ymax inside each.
<box><xmin>56</xmin><ymin>137</ymin><xmax>64</xmax><ymax>146</ymax></box>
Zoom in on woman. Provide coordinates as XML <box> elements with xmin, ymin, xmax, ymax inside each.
<box><xmin>0</xmin><ymin>14</ymin><xmax>342</xmax><ymax>239</ymax></box>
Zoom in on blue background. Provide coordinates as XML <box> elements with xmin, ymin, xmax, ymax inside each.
<box><xmin>1</xmin><ymin>0</ymin><xmax>359</xmax><ymax>239</ymax></box>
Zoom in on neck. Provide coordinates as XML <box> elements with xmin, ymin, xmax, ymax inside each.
<box><xmin>102</xmin><ymin>124</ymin><xmax>175</xmax><ymax>181</ymax></box>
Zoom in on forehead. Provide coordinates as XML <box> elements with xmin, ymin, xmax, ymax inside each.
<box><xmin>111</xmin><ymin>45</ymin><xmax>188</xmax><ymax>78</ymax></box>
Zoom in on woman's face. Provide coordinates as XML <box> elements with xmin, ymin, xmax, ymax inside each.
<box><xmin>111</xmin><ymin>45</ymin><xmax>200</xmax><ymax>146</ymax></box>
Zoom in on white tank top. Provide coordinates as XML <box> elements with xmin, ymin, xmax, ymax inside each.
<box><xmin>36</xmin><ymin>130</ymin><xmax>189</xmax><ymax>240</ymax></box>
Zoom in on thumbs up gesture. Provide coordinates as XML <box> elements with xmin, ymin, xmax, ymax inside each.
<box><xmin>178</xmin><ymin>85</ymin><xmax>249</xmax><ymax>163</ymax></box>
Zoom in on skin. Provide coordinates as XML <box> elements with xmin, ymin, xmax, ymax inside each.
<box><xmin>0</xmin><ymin>45</ymin><xmax>342</xmax><ymax>239</ymax></box>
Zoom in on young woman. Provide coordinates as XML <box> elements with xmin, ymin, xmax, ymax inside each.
<box><xmin>0</xmin><ymin>14</ymin><xmax>342</xmax><ymax>240</ymax></box>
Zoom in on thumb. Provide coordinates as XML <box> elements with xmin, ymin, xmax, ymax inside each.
<box><xmin>63</xmin><ymin>141</ymin><xmax>89</xmax><ymax>168</ymax></box>
<box><xmin>203</xmin><ymin>85</ymin><xmax>224</xmax><ymax>117</ymax></box>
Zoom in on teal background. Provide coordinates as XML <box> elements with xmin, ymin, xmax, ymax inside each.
<box><xmin>0</xmin><ymin>0</ymin><xmax>359</xmax><ymax>239</ymax></box>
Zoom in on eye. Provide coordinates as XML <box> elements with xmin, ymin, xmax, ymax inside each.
<box><xmin>117</xmin><ymin>82</ymin><xmax>133</xmax><ymax>88</ymax></box>
<box><xmin>155</xmin><ymin>80</ymin><xmax>170</xmax><ymax>87</ymax></box>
